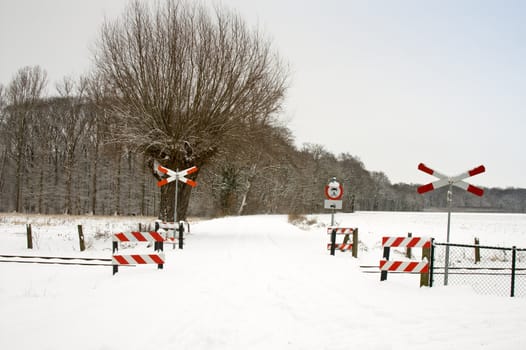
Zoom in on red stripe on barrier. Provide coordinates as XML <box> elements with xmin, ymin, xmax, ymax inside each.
<box><xmin>113</xmin><ymin>255</ymin><xmax>129</xmax><ymax>265</ymax></box>
<box><xmin>420</xmin><ymin>264</ymin><xmax>429</xmax><ymax>273</ymax></box>
<box><xmin>114</xmin><ymin>233</ymin><xmax>129</xmax><ymax>242</ymax></box>
<box><xmin>131</xmin><ymin>232</ymin><xmax>147</xmax><ymax>241</ymax></box>
<box><xmin>390</xmin><ymin>261</ymin><xmax>402</xmax><ymax>271</ymax></box>
<box><xmin>408</xmin><ymin>237</ymin><xmax>420</xmax><ymax>247</ymax></box>
<box><xmin>150</xmin><ymin>232</ymin><xmax>165</xmax><ymax>242</ymax></box>
<box><xmin>392</xmin><ymin>237</ymin><xmax>405</xmax><ymax>247</ymax></box>
<box><xmin>131</xmin><ymin>255</ymin><xmax>147</xmax><ymax>264</ymax></box>
<box><xmin>150</xmin><ymin>254</ymin><xmax>164</xmax><ymax>264</ymax></box>
<box><xmin>404</xmin><ymin>262</ymin><xmax>418</xmax><ymax>272</ymax></box>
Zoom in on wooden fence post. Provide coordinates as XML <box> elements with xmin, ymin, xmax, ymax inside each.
<box><xmin>26</xmin><ymin>224</ymin><xmax>33</xmax><ymax>249</ymax></box>
<box><xmin>352</xmin><ymin>228</ymin><xmax>358</xmax><ymax>258</ymax></box>
<box><xmin>406</xmin><ymin>232</ymin><xmax>412</xmax><ymax>259</ymax></box>
<box><xmin>421</xmin><ymin>245</ymin><xmax>431</xmax><ymax>287</ymax></box>
<box><xmin>77</xmin><ymin>225</ymin><xmax>86</xmax><ymax>251</ymax></box>
<box><xmin>474</xmin><ymin>237</ymin><xmax>481</xmax><ymax>264</ymax></box>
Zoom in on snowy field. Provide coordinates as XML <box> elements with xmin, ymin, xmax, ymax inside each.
<box><xmin>1</xmin><ymin>211</ymin><xmax>526</xmax><ymax>350</ymax></box>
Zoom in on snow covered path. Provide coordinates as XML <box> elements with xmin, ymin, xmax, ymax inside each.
<box><xmin>1</xmin><ymin>214</ymin><xmax>526</xmax><ymax>349</ymax></box>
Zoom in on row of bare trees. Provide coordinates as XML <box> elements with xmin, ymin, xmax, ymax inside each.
<box><xmin>1</xmin><ymin>74</ymin><xmax>524</xmax><ymax>216</ymax></box>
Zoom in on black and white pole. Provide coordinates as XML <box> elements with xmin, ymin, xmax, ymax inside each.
<box><xmin>417</xmin><ymin>163</ymin><xmax>485</xmax><ymax>285</ymax></box>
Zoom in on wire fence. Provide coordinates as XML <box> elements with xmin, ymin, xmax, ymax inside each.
<box><xmin>432</xmin><ymin>242</ymin><xmax>526</xmax><ymax>298</ymax></box>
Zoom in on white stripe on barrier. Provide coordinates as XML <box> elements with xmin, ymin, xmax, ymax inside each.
<box><xmin>113</xmin><ymin>231</ymin><xmax>165</xmax><ymax>242</ymax></box>
<box><xmin>382</xmin><ymin>236</ymin><xmax>431</xmax><ymax>248</ymax></box>
<box><xmin>327</xmin><ymin>227</ymin><xmax>355</xmax><ymax>234</ymax></box>
<box><xmin>112</xmin><ymin>253</ymin><xmax>165</xmax><ymax>265</ymax></box>
<box><xmin>379</xmin><ymin>259</ymin><xmax>429</xmax><ymax>273</ymax></box>
<box><xmin>327</xmin><ymin>243</ymin><xmax>353</xmax><ymax>251</ymax></box>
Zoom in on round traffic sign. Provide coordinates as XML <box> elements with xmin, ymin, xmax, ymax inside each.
<box><xmin>325</xmin><ymin>179</ymin><xmax>343</xmax><ymax>200</ymax></box>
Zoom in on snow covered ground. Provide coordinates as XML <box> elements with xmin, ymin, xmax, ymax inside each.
<box><xmin>1</xmin><ymin>211</ymin><xmax>526</xmax><ymax>350</ymax></box>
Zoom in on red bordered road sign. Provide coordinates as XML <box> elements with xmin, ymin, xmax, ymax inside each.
<box><xmin>325</xmin><ymin>179</ymin><xmax>343</xmax><ymax>200</ymax></box>
<box><xmin>417</xmin><ymin>163</ymin><xmax>485</xmax><ymax>196</ymax></box>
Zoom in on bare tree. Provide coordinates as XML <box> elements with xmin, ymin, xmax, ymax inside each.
<box><xmin>4</xmin><ymin>66</ymin><xmax>47</xmax><ymax>212</ymax></box>
<box><xmin>0</xmin><ymin>84</ymin><xmax>7</xmax><ymax>196</ymax></box>
<box><xmin>56</xmin><ymin>78</ymin><xmax>92</xmax><ymax>214</ymax></box>
<box><xmin>93</xmin><ymin>0</ymin><xmax>288</xmax><ymax>221</ymax></box>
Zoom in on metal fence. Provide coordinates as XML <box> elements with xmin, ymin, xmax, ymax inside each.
<box><xmin>431</xmin><ymin>242</ymin><xmax>526</xmax><ymax>297</ymax></box>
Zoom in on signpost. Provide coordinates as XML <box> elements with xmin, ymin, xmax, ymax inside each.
<box><xmin>417</xmin><ymin>163</ymin><xmax>485</xmax><ymax>285</ymax></box>
<box><xmin>324</xmin><ymin>177</ymin><xmax>343</xmax><ymax>226</ymax></box>
<box><xmin>156</xmin><ymin>164</ymin><xmax>198</xmax><ymax>249</ymax></box>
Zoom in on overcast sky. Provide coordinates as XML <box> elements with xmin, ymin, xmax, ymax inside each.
<box><xmin>1</xmin><ymin>0</ymin><xmax>525</xmax><ymax>189</ymax></box>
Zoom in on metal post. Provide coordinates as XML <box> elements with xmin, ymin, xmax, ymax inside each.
<box><xmin>511</xmin><ymin>246</ymin><xmax>516</xmax><ymax>297</ymax></box>
<box><xmin>429</xmin><ymin>238</ymin><xmax>435</xmax><ymax>288</ymax></box>
<box><xmin>330</xmin><ymin>207</ymin><xmax>335</xmax><ymax>226</ymax></box>
<box><xmin>444</xmin><ymin>184</ymin><xmax>453</xmax><ymax>286</ymax></box>
<box><xmin>112</xmin><ymin>241</ymin><xmax>118</xmax><ymax>275</ymax></box>
<box><xmin>330</xmin><ymin>229</ymin><xmax>336</xmax><ymax>256</ymax></box>
<box><xmin>178</xmin><ymin>221</ymin><xmax>184</xmax><ymax>250</ymax></box>
<box><xmin>155</xmin><ymin>241</ymin><xmax>164</xmax><ymax>270</ymax></box>
<box><xmin>380</xmin><ymin>246</ymin><xmax>390</xmax><ymax>281</ymax></box>
<box><xmin>174</xmin><ymin>168</ymin><xmax>179</xmax><ymax>223</ymax></box>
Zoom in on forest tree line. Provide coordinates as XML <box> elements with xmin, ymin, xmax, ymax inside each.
<box><xmin>1</xmin><ymin>67</ymin><xmax>525</xmax><ymax>217</ymax></box>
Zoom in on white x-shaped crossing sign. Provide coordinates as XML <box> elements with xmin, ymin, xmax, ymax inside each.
<box><xmin>156</xmin><ymin>165</ymin><xmax>198</xmax><ymax>188</ymax></box>
<box><xmin>417</xmin><ymin>163</ymin><xmax>485</xmax><ymax>196</ymax></box>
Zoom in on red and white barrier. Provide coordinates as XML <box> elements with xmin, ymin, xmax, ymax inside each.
<box><xmin>380</xmin><ymin>235</ymin><xmax>432</xmax><ymax>286</ymax></box>
<box><xmin>327</xmin><ymin>227</ymin><xmax>355</xmax><ymax>234</ymax></box>
<box><xmin>327</xmin><ymin>243</ymin><xmax>353</xmax><ymax>251</ymax></box>
<box><xmin>382</xmin><ymin>236</ymin><xmax>431</xmax><ymax>248</ymax></box>
<box><xmin>327</xmin><ymin>227</ymin><xmax>357</xmax><ymax>256</ymax></box>
<box><xmin>113</xmin><ymin>231</ymin><xmax>165</xmax><ymax>242</ymax></box>
<box><xmin>112</xmin><ymin>253</ymin><xmax>165</xmax><ymax>265</ymax></box>
<box><xmin>112</xmin><ymin>231</ymin><xmax>165</xmax><ymax>275</ymax></box>
<box><xmin>379</xmin><ymin>259</ymin><xmax>429</xmax><ymax>273</ymax></box>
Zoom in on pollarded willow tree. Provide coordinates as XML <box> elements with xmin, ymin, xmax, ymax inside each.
<box><xmin>93</xmin><ymin>0</ymin><xmax>288</xmax><ymax>221</ymax></box>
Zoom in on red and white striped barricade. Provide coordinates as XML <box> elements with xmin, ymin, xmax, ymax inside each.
<box><xmin>112</xmin><ymin>231</ymin><xmax>165</xmax><ymax>275</ymax></box>
<box><xmin>379</xmin><ymin>236</ymin><xmax>432</xmax><ymax>286</ymax></box>
<box><xmin>327</xmin><ymin>227</ymin><xmax>358</xmax><ymax>256</ymax></box>
<box><xmin>379</xmin><ymin>260</ymin><xmax>429</xmax><ymax>273</ymax></box>
<box><xmin>112</xmin><ymin>254</ymin><xmax>165</xmax><ymax>265</ymax></box>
